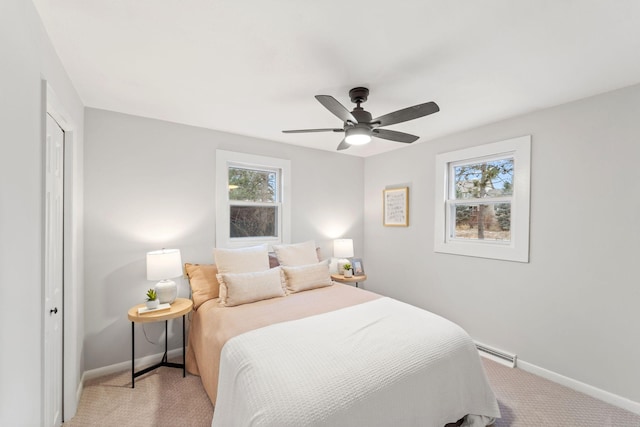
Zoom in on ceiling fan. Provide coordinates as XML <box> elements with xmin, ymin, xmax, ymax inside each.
<box><xmin>282</xmin><ymin>87</ymin><xmax>439</xmax><ymax>151</ymax></box>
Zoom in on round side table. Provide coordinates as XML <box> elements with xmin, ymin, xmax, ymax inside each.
<box><xmin>127</xmin><ymin>297</ymin><xmax>193</xmax><ymax>388</ymax></box>
<box><xmin>331</xmin><ymin>274</ymin><xmax>367</xmax><ymax>288</ymax></box>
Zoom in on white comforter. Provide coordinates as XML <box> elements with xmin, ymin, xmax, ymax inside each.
<box><xmin>212</xmin><ymin>297</ymin><xmax>500</xmax><ymax>427</ymax></box>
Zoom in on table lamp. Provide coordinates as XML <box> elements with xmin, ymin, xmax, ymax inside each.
<box><xmin>333</xmin><ymin>239</ymin><xmax>354</xmax><ymax>275</ymax></box>
<box><xmin>146</xmin><ymin>248</ymin><xmax>182</xmax><ymax>304</ymax></box>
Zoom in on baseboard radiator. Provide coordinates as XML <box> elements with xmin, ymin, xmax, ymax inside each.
<box><xmin>475</xmin><ymin>342</ymin><xmax>517</xmax><ymax>368</ymax></box>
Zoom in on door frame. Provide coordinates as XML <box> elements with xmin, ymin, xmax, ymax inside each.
<box><xmin>43</xmin><ymin>82</ymin><xmax>80</xmax><ymax>425</ymax></box>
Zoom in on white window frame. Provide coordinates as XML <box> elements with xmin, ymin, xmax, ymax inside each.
<box><xmin>216</xmin><ymin>150</ymin><xmax>291</xmax><ymax>249</ymax></box>
<box><xmin>434</xmin><ymin>135</ymin><xmax>531</xmax><ymax>262</ymax></box>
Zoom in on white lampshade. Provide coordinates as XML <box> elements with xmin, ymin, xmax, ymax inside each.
<box><xmin>333</xmin><ymin>239</ymin><xmax>354</xmax><ymax>258</ymax></box>
<box><xmin>146</xmin><ymin>249</ymin><xmax>182</xmax><ymax>304</ymax></box>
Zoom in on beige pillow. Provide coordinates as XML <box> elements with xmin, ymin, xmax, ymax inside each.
<box><xmin>184</xmin><ymin>263</ymin><xmax>219</xmax><ymax>310</ymax></box>
<box><xmin>281</xmin><ymin>261</ymin><xmax>332</xmax><ymax>294</ymax></box>
<box><xmin>216</xmin><ymin>267</ymin><xmax>286</xmax><ymax>307</ymax></box>
<box><xmin>213</xmin><ymin>245</ymin><xmax>270</xmax><ymax>274</ymax></box>
<box><xmin>273</xmin><ymin>241</ymin><xmax>319</xmax><ymax>266</ymax></box>
<box><xmin>268</xmin><ymin>249</ymin><xmax>321</xmax><ymax>268</ymax></box>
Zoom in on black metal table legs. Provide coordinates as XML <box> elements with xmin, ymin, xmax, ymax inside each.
<box><xmin>131</xmin><ymin>315</ymin><xmax>186</xmax><ymax>388</ymax></box>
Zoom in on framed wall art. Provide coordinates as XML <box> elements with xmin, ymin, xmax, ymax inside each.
<box><xmin>383</xmin><ymin>187</ymin><xmax>409</xmax><ymax>227</ymax></box>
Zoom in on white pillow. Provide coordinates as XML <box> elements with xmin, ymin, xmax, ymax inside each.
<box><xmin>216</xmin><ymin>267</ymin><xmax>286</xmax><ymax>307</ymax></box>
<box><xmin>213</xmin><ymin>245</ymin><xmax>270</xmax><ymax>274</ymax></box>
<box><xmin>273</xmin><ymin>240</ymin><xmax>319</xmax><ymax>266</ymax></box>
<box><xmin>281</xmin><ymin>261</ymin><xmax>332</xmax><ymax>293</ymax></box>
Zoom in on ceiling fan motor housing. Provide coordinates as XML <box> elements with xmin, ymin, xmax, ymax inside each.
<box><xmin>350</xmin><ymin>109</ymin><xmax>373</xmax><ymax>124</ymax></box>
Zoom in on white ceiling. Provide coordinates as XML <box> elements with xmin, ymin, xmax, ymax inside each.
<box><xmin>32</xmin><ymin>0</ymin><xmax>640</xmax><ymax>157</ymax></box>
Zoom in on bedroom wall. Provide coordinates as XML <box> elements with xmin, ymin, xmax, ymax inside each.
<box><xmin>83</xmin><ymin>108</ymin><xmax>364</xmax><ymax>370</ymax></box>
<box><xmin>0</xmin><ymin>0</ymin><xmax>85</xmax><ymax>425</ymax></box>
<box><xmin>363</xmin><ymin>83</ymin><xmax>640</xmax><ymax>406</ymax></box>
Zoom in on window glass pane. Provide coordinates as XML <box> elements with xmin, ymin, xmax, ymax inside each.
<box><xmin>454</xmin><ymin>158</ymin><xmax>513</xmax><ymax>199</ymax></box>
<box><xmin>228</xmin><ymin>167</ymin><xmax>277</xmax><ymax>202</ymax></box>
<box><xmin>230</xmin><ymin>206</ymin><xmax>277</xmax><ymax>238</ymax></box>
<box><xmin>453</xmin><ymin>203</ymin><xmax>511</xmax><ymax>241</ymax></box>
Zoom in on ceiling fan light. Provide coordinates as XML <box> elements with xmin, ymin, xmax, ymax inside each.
<box><xmin>345</xmin><ymin>134</ymin><xmax>371</xmax><ymax>145</ymax></box>
<box><xmin>344</xmin><ymin>127</ymin><xmax>372</xmax><ymax>145</ymax></box>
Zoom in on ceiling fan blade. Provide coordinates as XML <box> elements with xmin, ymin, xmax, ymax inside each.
<box><xmin>373</xmin><ymin>101</ymin><xmax>439</xmax><ymax>127</ymax></box>
<box><xmin>372</xmin><ymin>128</ymin><xmax>419</xmax><ymax>143</ymax></box>
<box><xmin>315</xmin><ymin>95</ymin><xmax>358</xmax><ymax>124</ymax></box>
<box><xmin>337</xmin><ymin>139</ymin><xmax>350</xmax><ymax>151</ymax></box>
<box><xmin>282</xmin><ymin>128</ymin><xmax>344</xmax><ymax>134</ymax></box>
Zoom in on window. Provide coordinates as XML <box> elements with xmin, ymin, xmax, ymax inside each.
<box><xmin>216</xmin><ymin>150</ymin><xmax>291</xmax><ymax>249</ymax></box>
<box><xmin>434</xmin><ymin>135</ymin><xmax>531</xmax><ymax>262</ymax></box>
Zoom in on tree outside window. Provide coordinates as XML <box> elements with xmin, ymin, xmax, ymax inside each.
<box><xmin>452</xmin><ymin>158</ymin><xmax>514</xmax><ymax>241</ymax></box>
<box><xmin>228</xmin><ymin>167</ymin><xmax>278</xmax><ymax>238</ymax></box>
<box><xmin>216</xmin><ymin>150</ymin><xmax>291</xmax><ymax>249</ymax></box>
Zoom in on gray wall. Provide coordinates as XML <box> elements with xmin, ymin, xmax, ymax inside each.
<box><xmin>0</xmin><ymin>1</ymin><xmax>85</xmax><ymax>425</ymax></box>
<box><xmin>363</xmin><ymin>83</ymin><xmax>640</xmax><ymax>403</ymax></box>
<box><xmin>83</xmin><ymin>108</ymin><xmax>364</xmax><ymax>370</ymax></box>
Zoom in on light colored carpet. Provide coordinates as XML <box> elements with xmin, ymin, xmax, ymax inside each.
<box><xmin>64</xmin><ymin>358</ymin><xmax>640</xmax><ymax>426</ymax></box>
<box><xmin>64</xmin><ymin>363</ymin><xmax>213</xmax><ymax>427</ymax></box>
<box><xmin>482</xmin><ymin>359</ymin><xmax>640</xmax><ymax>427</ymax></box>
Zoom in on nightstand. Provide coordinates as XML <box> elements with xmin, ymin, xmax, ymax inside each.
<box><xmin>331</xmin><ymin>273</ymin><xmax>367</xmax><ymax>288</ymax></box>
<box><xmin>127</xmin><ymin>297</ymin><xmax>193</xmax><ymax>388</ymax></box>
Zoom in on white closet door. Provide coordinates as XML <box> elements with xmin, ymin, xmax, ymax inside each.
<box><xmin>44</xmin><ymin>113</ymin><xmax>64</xmax><ymax>427</ymax></box>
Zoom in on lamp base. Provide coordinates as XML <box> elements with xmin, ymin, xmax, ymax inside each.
<box><xmin>337</xmin><ymin>258</ymin><xmax>350</xmax><ymax>275</ymax></box>
<box><xmin>155</xmin><ymin>279</ymin><xmax>177</xmax><ymax>304</ymax></box>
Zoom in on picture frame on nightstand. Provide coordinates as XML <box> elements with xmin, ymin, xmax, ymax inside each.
<box><xmin>350</xmin><ymin>258</ymin><xmax>364</xmax><ymax>275</ymax></box>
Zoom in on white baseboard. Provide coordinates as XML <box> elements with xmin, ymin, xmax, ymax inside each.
<box><xmin>62</xmin><ymin>372</ymin><xmax>85</xmax><ymax>423</ymax></box>
<box><xmin>76</xmin><ymin>372</ymin><xmax>85</xmax><ymax>405</ymax></box>
<box><xmin>516</xmin><ymin>359</ymin><xmax>640</xmax><ymax>416</ymax></box>
<box><xmin>83</xmin><ymin>348</ymin><xmax>183</xmax><ymax>382</ymax></box>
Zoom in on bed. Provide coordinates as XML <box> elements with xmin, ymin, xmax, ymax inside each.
<box><xmin>185</xmin><ymin>242</ymin><xmax>500</xmax><ymax>427</ymax></box>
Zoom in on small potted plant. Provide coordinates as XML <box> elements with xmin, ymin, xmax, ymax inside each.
<box><xmin>145</xmin><ymin>288</ymin><xmax>159</xmax><ymax>310</ymax></box>
<box><xmin>343</xmin><ymin>262</ymin><xmax>353</xmax><ymax>278</ymax></box>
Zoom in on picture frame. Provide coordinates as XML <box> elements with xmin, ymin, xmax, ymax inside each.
<box><xmin>350</xmin><ymin>258</ymin><xmax>364</xmax><ymax>275</ymax></box>
<box><xmin>383</xmin><ymin>187</ymin><xmax>409</xmax><ymax>227</ymax></box>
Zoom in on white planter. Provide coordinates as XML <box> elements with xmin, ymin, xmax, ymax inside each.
<box><xmin>344</xmin><ymin>269</ymin><xmax>353</xmax><ymax>278</ymax></box>
<box><xmin>146</xmin><ymin>299</ymin><xmax>159</xmax><ymax>310</ymax></box>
